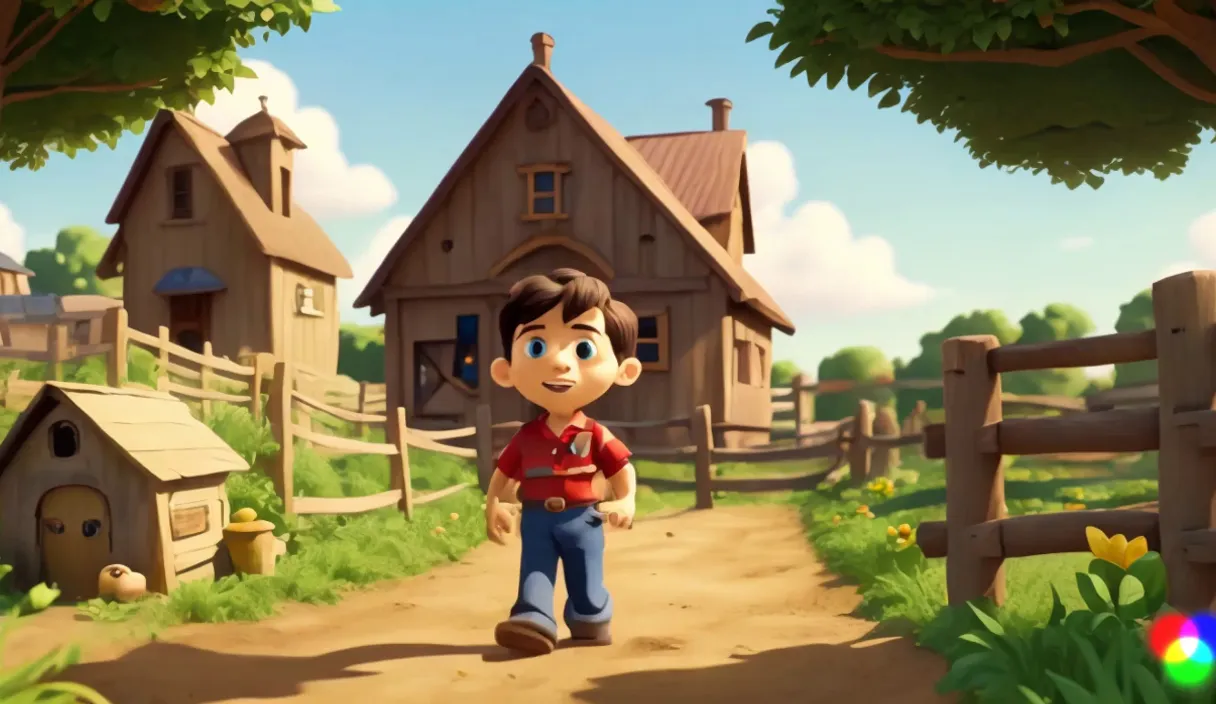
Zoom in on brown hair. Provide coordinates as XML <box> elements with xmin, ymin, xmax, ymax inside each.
<box><xmin>499</xmin><ymin>268</ymin><xmax>638</xmax><ymax>362</ymax></box>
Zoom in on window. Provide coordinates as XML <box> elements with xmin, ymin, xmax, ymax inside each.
<box><xmin>635</xmin><ymin>311</ymin><xmax>669</xmax><ymax>371</ymax></box>
<box><xmin>296</xmin><ymin>285</ymin><xmax>323</xmax><ymax>317</ymax></box>
<box><xmin>280</xmin><ymin>167</ymin><xmax>292</xmax><ymax>216</ymax></box>
<box><xmin>734</xmin><ymin>339</ymin><xmax>754</xmax><ymax>385</ymax></box>
<box><xmin>517</xmin><ymin>163</ymin><xmax>571</xmax><ymax>221</ymax></box>
<box><xmin>48</xmin><ymin>420</ymin><xmax>79</xmax><ymax>458</ymax></box>
<box><xmin>453</xmin><ymin>314</ymin><xmax>479</xmax><ymax>388</ymax></box>
<box><xmin>638</xmin><ymin>234</ymin><xmax>655</xmax><ymax>276</ymax></box>
<box><xmin>169</xmin><ymin>167</ymin><xmax>193</xmax><ymax>220</ymax></box>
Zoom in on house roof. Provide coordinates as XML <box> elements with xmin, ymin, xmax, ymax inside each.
<box><xmin>100</xmin><ymin>110</ymin><xmax>352</xmax><ymax>280</ymax></box>
<box><xmin>226</xmin><ymin>108</ymin><xmax>307</xmax><ymax>149</ymax></box>
<box><xmin>625</xmin><ymin>130</ymin><xmax>755</xmax><ymax>254</ymax></box>
<box><xmin>0</xmin><ymin>252</ymin><xmax>33</xmax><ymax>277</ymax></box>
<box><xmin>0</xmin><ymin>382</ymin><xmax>249</xmax><ymax>482</ymax></box>
<box><xmin>353</xmin><ymin>61</ymin><xmax>793</xmax><ymax>335</ymax></box>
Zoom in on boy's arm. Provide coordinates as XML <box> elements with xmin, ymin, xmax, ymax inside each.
<box><xmin>596</xmin><ymin>426</ymin><xmax>636</xmax><ymax>527</ymax></box>
<box><xmin>607</xmin><ymin>462</ymin><xmax>636</xmax><ymax>503</ymax></box>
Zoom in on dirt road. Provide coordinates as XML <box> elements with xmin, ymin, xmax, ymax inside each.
<box><xmin>16</xmin><ymin>505</ymin><xmax>953</xmax><ymax>704</ymax></box>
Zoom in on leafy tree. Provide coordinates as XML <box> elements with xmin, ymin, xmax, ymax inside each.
<box><xmin>1003</xmin><ymin>303</ymin><xmax>1095</xmax><ymax>397</ymax></box>
<box><xmin>337</xmin><ymin>323</ymin><xmax>384</xmax><ymax>383</ymax></box>
<box><xmin>770</xmin><ymin>359</ymin><xmax>799</xmax><ymax>387</ymax></box>
<box><xmin>816</xmin><ymin>346</ymin><xmax>894</xmax><ymax>421</ymax></box>
<box><xmin>748</xmin><ymin>1</ymin><xmax>1216</xmax><ymax>189</ymax></box>
<box><xmin>24</xmin><ymin>225</ymin><xmax>121</xmax><ymax>297</ymax></box>
<box><xmin>0</xmin><ymin>0</ymin><xmax>338</xmax><ymax>170</ymax></box>
<box><xmin>1113</xmin><ymin>289</ymin><xmax>1156</xmax><ymax>387</ymax></box>
<box><xmin>895</xmin><ymin>310</ymin><xmax>1021</xmax><ymax>417</ymax></box>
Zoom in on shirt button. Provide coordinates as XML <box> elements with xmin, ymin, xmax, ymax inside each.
<box><xmin>552</xmin><ymin>449</ymin><xmax>556</xmax><ymax>455</ymax></box>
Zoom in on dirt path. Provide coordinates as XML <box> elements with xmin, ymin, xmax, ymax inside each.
<box><xmin>14</xmin><ymin>506</ymin><xmax>953</xmax><ymax>704</ymax></box>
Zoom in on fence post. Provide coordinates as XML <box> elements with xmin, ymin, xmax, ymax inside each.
<box><xmin>388</xmin><ymin>406</ymin><xmax>414</xmax><ymax>519</ymax></box>
<box><xmin>103</xmin><ymin>307</ymin><xmax>128</xmax><ymax>388</ymax></box>
<box><xmin>1153</xmin><ymin>271</ymin><xmax>1216</xmax><ymax>611</ymax></box>
<box><xmin>269</xmin><ymin>361</ymin><xmax>295</xmax><ymax>515</ymax></box>
<box><xmin>44</xmin><ymin>323</ymin><xmax>69</xmax><ymax>382</ymax></box>
<box><xmin>475</xmin><ymin>403</ymin><xmax>494</xmax><ymax>493</ymax></box>
<box><xmin>871</xmin><ymin>406</ymin><xmax>900</xmax><ymax>478</ymax></box>
<box><xmin>942</xmin><ymin>335</ymin><xmax>1006</xmax><ymax>606</ymax></box>
<box><xmin>199</xmin><ymin>341</ymin><xmax>214</xmax><ymax>420</ymax></box>
<box><xmin>848</xmin><ymin>399</ymin><xmax>874</xmax><ymax>486</ymax></box>
<box><xmin>692</xmin><ymin>404</ymin><xmax>715</xmax><ymax>509</ymax></box>
<box><xmin>249</xmin><ymin>353</ymin><xmax>267</xmax><ymax>422</ymax></box>
<box><xmin>156</xmin><ymin>326</ymin><xmax>170</xmax><ymax>383</ymax></box>
<box><xmin>3</xmin><ymin>369</ymin><xmax>17</xmax><ymax>409</ymax></box>
<box><xmin>354</xmin><ymin>382</ymin><xmax>369</xmax><ymax>437</ymax></box>
<box><xmin>903</xmin><ymin>400</ymin><xmax>928</xmax><ymax>458</ymax></box>
<box><xmin>792</xmin><ymin>373</ymin><xmax>814</xmax><ymax>445</ymax></box>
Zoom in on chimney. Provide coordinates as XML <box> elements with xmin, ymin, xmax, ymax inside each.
<box><xmin>706</xmin><ymin>98</ymin><xmax>732</xmax><ymax>131</ymax></box>
<box><xmin>531</xmin><ymin>32</ymin><xmax>554</xmax><ymax>70</ymax></box>
<box><xmin>259</xmin><ymin>95</ymin><xmax>269</xmax><ymax>113</ymax></box>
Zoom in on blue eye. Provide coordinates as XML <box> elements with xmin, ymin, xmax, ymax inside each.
<box><xmin>525</xmin><ymin>338</ymin><xmax>547</xmax><ymax>359</ymax></box>
<box><xmin>575</xmin><ymin>340</ymin><xmax>597</xmax><ymax>361</ymax></box>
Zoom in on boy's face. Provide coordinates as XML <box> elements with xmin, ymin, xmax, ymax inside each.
<box><xmin>490</xmin><ymin>304</ymin><xmax>641</xmax><ymax>415</ymax></box>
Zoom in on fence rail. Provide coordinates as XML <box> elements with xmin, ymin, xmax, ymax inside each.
<box><xmin>916</xmin><ymin>270</ymin><xmax>1216</xmax><ymax>613</ymax></box>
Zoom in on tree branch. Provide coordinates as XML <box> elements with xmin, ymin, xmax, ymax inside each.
<box><xmin>870</xmin><ymin>28</ymin><xmax>1162</xmax><ymax>67</ymax></box>
<box><xmin>1125</xmin><ymin>43</ymin><xmax>1216</xmax><ymax>104</ymax></box>
<box><xmin>0</xmin><ymin>1</ymin><xmax>92</xmax><ymax>80</ymax></box>
<box><xmin>1062</xmin><ymin>0</ymin><xmax>1216</xmax><ymax>76</ymax></box>
<box><xmin>0</xmin><ymin>78</ymin><xmax>161</xmax><ymax>107</ymax></box>
<box><xmin>3</xmin><ymin>8</ymin><xmax>51</xmax><ymax>63</ymax></box>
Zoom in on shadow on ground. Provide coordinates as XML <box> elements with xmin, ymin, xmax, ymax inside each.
<box><xmin>571</xmin><ymin>636</ymin><xmax>954</xmax><ymax>704</ymax></box>
<box><xmin>56</xmin><ymin>641</ymin><xmax>513</xmax><ymax>704</ymax></box>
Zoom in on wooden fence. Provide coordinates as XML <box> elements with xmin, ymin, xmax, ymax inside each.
<box><xmin>915</xmin><ymin>269</ymin><xmax>1216</xmax><ymax>613</ymax></box>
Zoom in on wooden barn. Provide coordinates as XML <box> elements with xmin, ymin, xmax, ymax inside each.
<box><xmin>95</xmin><ymin>99</ymin><xmax>352</xmax><ymax>375</ymax></box>
<box><xmin>0</xmin><ymin>253</ymin><xmax>32</xmax><ymax>295</ymax></box>
<box><xmin>355</xmin><ymin>33</ymin><xmax>795</xmax><ymax>447</ymax></box>
<box><xmin>0</xmin><ymin>383</ymin><xmax>248</xmax><ymax>600</ymax></box>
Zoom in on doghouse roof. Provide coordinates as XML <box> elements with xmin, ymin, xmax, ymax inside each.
<box><xmin>0</xmin><ymin>382</ymin><xmax>249</xmax><ymax>482</ymax></box>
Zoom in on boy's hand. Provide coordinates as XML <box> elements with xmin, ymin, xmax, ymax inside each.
<box><xmin>486</xmin><ymin>501</ymin><xmax>516</xmax><ymax>545</ymax></box>
<box><xmin>598</xmin><ymin>498</ymin><xmax>635</xmax><ymax>530</ymax></box>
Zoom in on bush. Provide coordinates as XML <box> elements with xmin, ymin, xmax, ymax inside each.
<box><xmin>336</xmin><ymin>324</ymin><xmax>384</xmax><ymax>383</ymax></box>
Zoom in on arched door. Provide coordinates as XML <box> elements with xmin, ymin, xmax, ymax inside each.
<box><xmin>38</xmin><ymin>485</ymin><xmax>113</xmax><ymax>601</ymax></box>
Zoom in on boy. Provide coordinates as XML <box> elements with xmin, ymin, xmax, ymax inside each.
<box><xmin>484</xmin><ymin>268</ymin><xmax>642</xmax><ymax>656</ymax></box>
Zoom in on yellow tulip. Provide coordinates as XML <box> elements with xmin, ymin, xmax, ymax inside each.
<box><xmin>898</xmin><ymin>524</ymin><xmax>912</xmax><ymax>538</ymax></box>
<box><xmin>449</xmin><ymin>512</ymin><xmax>460</xmax><ymax>521</ymax></box>
<box><xmin>856</xmin><ymin>504</ymin><xmax>870</xmax><ymax>514</ymax></box>
<box><xmin>1086</xmin><ymin>526</ymin><xmax>1149</xmax><ymax>569</ymax></box>
<box><xmin>432</xmin><ymin>526</ymin><xmax>446</xmax><ymax>535</ymax></box>
<box><xmin>865</xmin><ymin>511</ymin><xmax>876</xmax><ymax>519</ymax></box>
<box><xmin>832</xmin><ymin>515</ymin><xmax>842</xmax><ymax>525</ymax></box>
<box><xmin>887</xmin><ymin>526</ymin><xmax>898</xmax><ymax>537</ymax></box>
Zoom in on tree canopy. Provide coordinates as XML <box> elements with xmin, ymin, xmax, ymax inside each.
<box><xmin>1113</xmin><ymin>288</ymin><xmax>1156</xmax><ymax>387</ymax></box>
<box><xmin>0</xmin><ymin>0</ymin><xmax>338</xmax><ymax>171</ymax></box>
<box><xmin>1003</xmin><ymin>303</ymin><xmax>1095</xmax><ymax>397</ymax></box>
<box><xmin>895</xmin><ymin>309</ymin><xmax>1020</xmax><ymax>416</ymax></box>
<box><xmin>749</xmin><ymin>1</ymin><xmax>1216</xmax><ymax>189</ymax></box>
<box><xmin>770</xmin><ymin>359</ymin><xmax>800</xmax><ymax>387</ymax></box>
<box><xmin>24</xmin><ymin>225</ymin><xmax>122</xmax><ymax>297</ymax></box>
<box><xmin>816</xmin><ymin>346</ymin><xmax>894</xmax><ymax>421</ymax></box>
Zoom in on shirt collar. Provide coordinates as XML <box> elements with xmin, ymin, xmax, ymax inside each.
<box><xmin>536</xmin><ymin>411</ymin><xmax>588</xmax><ymax>441</ymax></box>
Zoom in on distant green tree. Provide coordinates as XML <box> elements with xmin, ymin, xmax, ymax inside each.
<box><xmin>1113</xmin><ymin>289</ymin><xmax>1155</xmax><ymax>388</ymax></box>
<box><xmin>337</xmin><ymin>324</ymin><xmax>384</xmax><ymax>383</ymax></box>
<box><xmin>895</xmin><ymin>310</ymin><xmax>1021</xmax><ymax>417</ymax></box>
<box><xmin>1003</xmin><ymin>303</ymin><xmax>1095</xmax><ymax>397</ymax></box>
<box><xmin>24</xmin><ymin>226</ymin><xmax>121</xmax><ymax>297</ymax></box>
<box><xmin>770</xmin><ymin>359</ymin><xmax>799</xmax><ymax>387</ymax></box>
<box><xmin>816</xmin><ymin>346</ymin><xmax>894</xmax><ymax>421</ymax></box>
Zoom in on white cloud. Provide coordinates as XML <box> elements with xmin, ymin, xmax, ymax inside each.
<box><xmin>1190</xmin><ymin>210</ymin><xmax>1216</xmax><ymax>262</ymax></box>
<box><xmin>1084</xmin><ymin>364</ymin><xmax>1114</xmax><ymax>380</ymax></box>
<box><xmin>1157</xmin><ymin>261</ymin><xmax>1199</xmax><ymax>279</ymax></box>
<box><xmin>194</xmin><ymin>60</ymin><xmax>397</xmax><ymax>219</ymax></box>
<box><xmin>0</xmin><ymin>204</ymin><xmax>25</xmax><ymax>258</ymax></box>
<box><xmin>743</xmin><ymin>141</ymin><xmax>934</xmax><ymax>317</ymax></box>
<box><xmin>1059</xmin><ymin>236</ymin><xmax>1094</xmax><ymax>252</ymax></box>
<box><xmin>339</xmin><ymin>214</ymin><xmax>413</xmax><ymax>310</ymax></box>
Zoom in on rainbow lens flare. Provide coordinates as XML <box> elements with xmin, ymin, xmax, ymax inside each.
<box><xmin>1148</xmin><ymin>613</ymin><xmax>1216</xmax><ymax>689</ymax></box>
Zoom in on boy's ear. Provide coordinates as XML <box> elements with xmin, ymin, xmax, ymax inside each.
<box><xmin>614</xmin><ymin>357</ymin><xmax>642</xmax><ymax>387</ymax></box>
<box><xmin>490</xmin><ymin>358</ymin><xmax>514</xmax><ymax>388</ymax></box>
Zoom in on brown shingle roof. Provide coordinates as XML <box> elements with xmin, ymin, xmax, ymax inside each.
<box><xmin>625</xmin><ymin>130</ymin><xmax>755</xmax><ymax>254</ymax></box>
<box><xmin>354</xmin><ymin>65</ymin><xmax>793</xmax><ymax>335</ymax></box>
<box><xmin>101</xmin><ymin>110</ymin><xmax>352</xmax><ymax>280</ymax></box>
<box><xmin>226</xmin><ymin>110</ymin><xmax>307</xmax><ymax>149</ymax></box>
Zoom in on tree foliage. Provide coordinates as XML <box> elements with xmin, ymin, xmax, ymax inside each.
<box><xmin>1003</xmin><ymin>303</ymin><xmax>1095</xmax><ymax>397</ymax></box>
<box><xmin>0</xmin><ymin>0</ymin><xmax>339</xmax><ymax>171</ymax></box>
<box><xmin>749</xmin><ymin>0</ymin><xmax>1216</xmax><ymax>189</ymax></box>
<box><xmin>337</xmin><ymin>324</ymin><xmax>384</xmax><ymax>383</ymax></box>
<box><xmin>816</xmin><ymin>346</ymin><xmax>894</xmax><ymax>421</ymax></box>
<box><xmin>770</xmin><ymin>359</ymin><xmax>799</xmax><ymax>387</ymax></box>
<box><xmin>24</xmin><ymin>225</ymin><xmax>121</xmax><ymax>297</ymax></box>
<box><xmin>1113</xmin><ymin>289</ymin><xmax>1155</xmax><ymax>387</ymax></box>
<box><xmin>895</xmin><ymin>309</ymin><xmax>1020</xmax><ymax>416</ymax></box>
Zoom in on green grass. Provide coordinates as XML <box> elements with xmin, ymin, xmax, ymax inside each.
<box><xmin>631</xmin><ymin>455</ymin><xmax>835</xmax><ymax>516</ymax></box>
<box><xmin>798</xmin><ymin>453</ymin><xmax>1160</xmax><ymax>634</ymax></box>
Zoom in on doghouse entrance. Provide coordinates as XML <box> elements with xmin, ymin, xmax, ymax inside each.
<box><xmin>38</xmin><ymin>485</ymin><xmax>112</xmax><ymax>600</ymax></box>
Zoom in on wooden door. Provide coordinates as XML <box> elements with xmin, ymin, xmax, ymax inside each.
<box><xmin>414</xmin><ymin>341</ymin><xmax>474</xmax><ymax>418</ymax></box>
<box><xmin>168</xmin><ymin>294</ymin><xmax>211</xmax><ymax>353</ymax></box>
<box><xmin>38</xmin><ymin>485</ymin><xmax>113</xmax><ymax>600</ymax></box>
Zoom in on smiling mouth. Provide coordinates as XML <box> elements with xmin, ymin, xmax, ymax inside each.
<box><xmin>542</xmin><ymin>380</ymin><xmax>576</xmax><ymax>393</ymax></box>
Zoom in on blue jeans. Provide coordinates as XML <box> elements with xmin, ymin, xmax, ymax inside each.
<box><xmin>508</xmin><ymin>505</ymin><xmax>612</xmax><ymax>639</ymax></box>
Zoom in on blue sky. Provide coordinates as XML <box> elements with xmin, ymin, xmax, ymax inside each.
<box><xmin>2</xmin><ymin>0</ymin><xmax>1213</xmax><ymax>376</ymax></box>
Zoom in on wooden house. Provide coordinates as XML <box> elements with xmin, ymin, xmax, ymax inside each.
<box><xmin>0</xmin><ymin>253</ymin><xmax>32</xmax><ymax>295</ymax></box>
<box><xmin>354</xmin><ymin>33</ymin><xmax>795</xmax><ymax>447</ymax></box>
<box><xmin>0</xmin><ymin>383</ymin><xmax>248</xmax><ymax>600</ymax></box>
<box><xmin>95</xmin><ymin>99</ymin><xmax>353</xmax><ymax>375</ymax></box>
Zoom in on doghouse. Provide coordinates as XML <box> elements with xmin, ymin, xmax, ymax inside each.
<box><xmin>0</xmin><ymin>382</ymin><xmax>249</xmax><ymax>600</ymax></box>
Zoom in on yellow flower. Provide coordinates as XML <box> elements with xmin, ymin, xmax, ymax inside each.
<box><xmin>432</xmin><ymin>526</ymin><xmax>446</xmax><ymax>535</ymax></box>
<box><xmin>898</xmin><ymin>524</ymin><xmax>912</xmax><ymax>539</ymax></box>
<box><xmin>1086</xmin><ymin>526</ymin><xmax>1149</xmax><ymax>569</ymax></box>
<box><xmin>449</xmin><ymin>512</ymin><xmax>460</xmax><ymax>521</ymax></box>
<box><xmin>1064</xmin><ymin>502</ymin><xmax>1087</xmax><ymax>511</ymax></box>
<box><xmin>856</xmin><ymin>504</ymin><xmax>870</xmax><ymax>514</ymax></box>
<box><xmin>832</xmin><ymin>515</ymin><xmax>842</xmax><ymax>525</ymax></box>
<box><xmin>865</xmin><ymin>511</ymin><xmax>876</xmax><ymax>519</ymax></box>
<box><xmin>887</xmin><ymin>526</ymin><xmax>898</xmax><ymax>537</ymax></box>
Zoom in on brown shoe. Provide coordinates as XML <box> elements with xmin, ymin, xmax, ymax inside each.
<box><xmin>494</xmin><ymin>620</ymin><xmax>556</xmax><ymax>656</ymax></box>
<box><xmin>568</xmin><ymin>620</ymin><xmax>612</xmax><ymax>645</ymax></box>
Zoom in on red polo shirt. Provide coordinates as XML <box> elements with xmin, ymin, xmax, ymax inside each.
<box><xmin>496</xmin><ymin>412</ymin><xmax>632</xmax><ymax>503</ymax></box>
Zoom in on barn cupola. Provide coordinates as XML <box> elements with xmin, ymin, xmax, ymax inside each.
<box><xmin>226</xmin><ymin>95</ymin><xmax>307</xmax><ymax>217</ymax></box>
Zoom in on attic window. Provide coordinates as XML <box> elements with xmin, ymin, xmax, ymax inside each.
<box><xmin>48</xmin><ymin>420</ymin><xmax>79</xmax><ymax>458</ymax></box>
<box><xmin>280</xmin><ymin>167</ymin><xmax>291</xmax><ymax>216</ymax></box>
<box><xmin>169</xmin><ymin>166</ymin><xmax>193</xmax><ymax>220</ymax></box>
<box><xmin>636</xmin><ymin>311</ymin><xmax>669</xmax><ymax>372</ymax></box>
<box><xmin>296</xmin><ymin>285</ymin><xmax>323</xmax><ymax>317</ymax></box>
<box><xmin>517</xmin><ymin>163</ymin><xmax>570</xmax><ymax>221</ymax></box>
